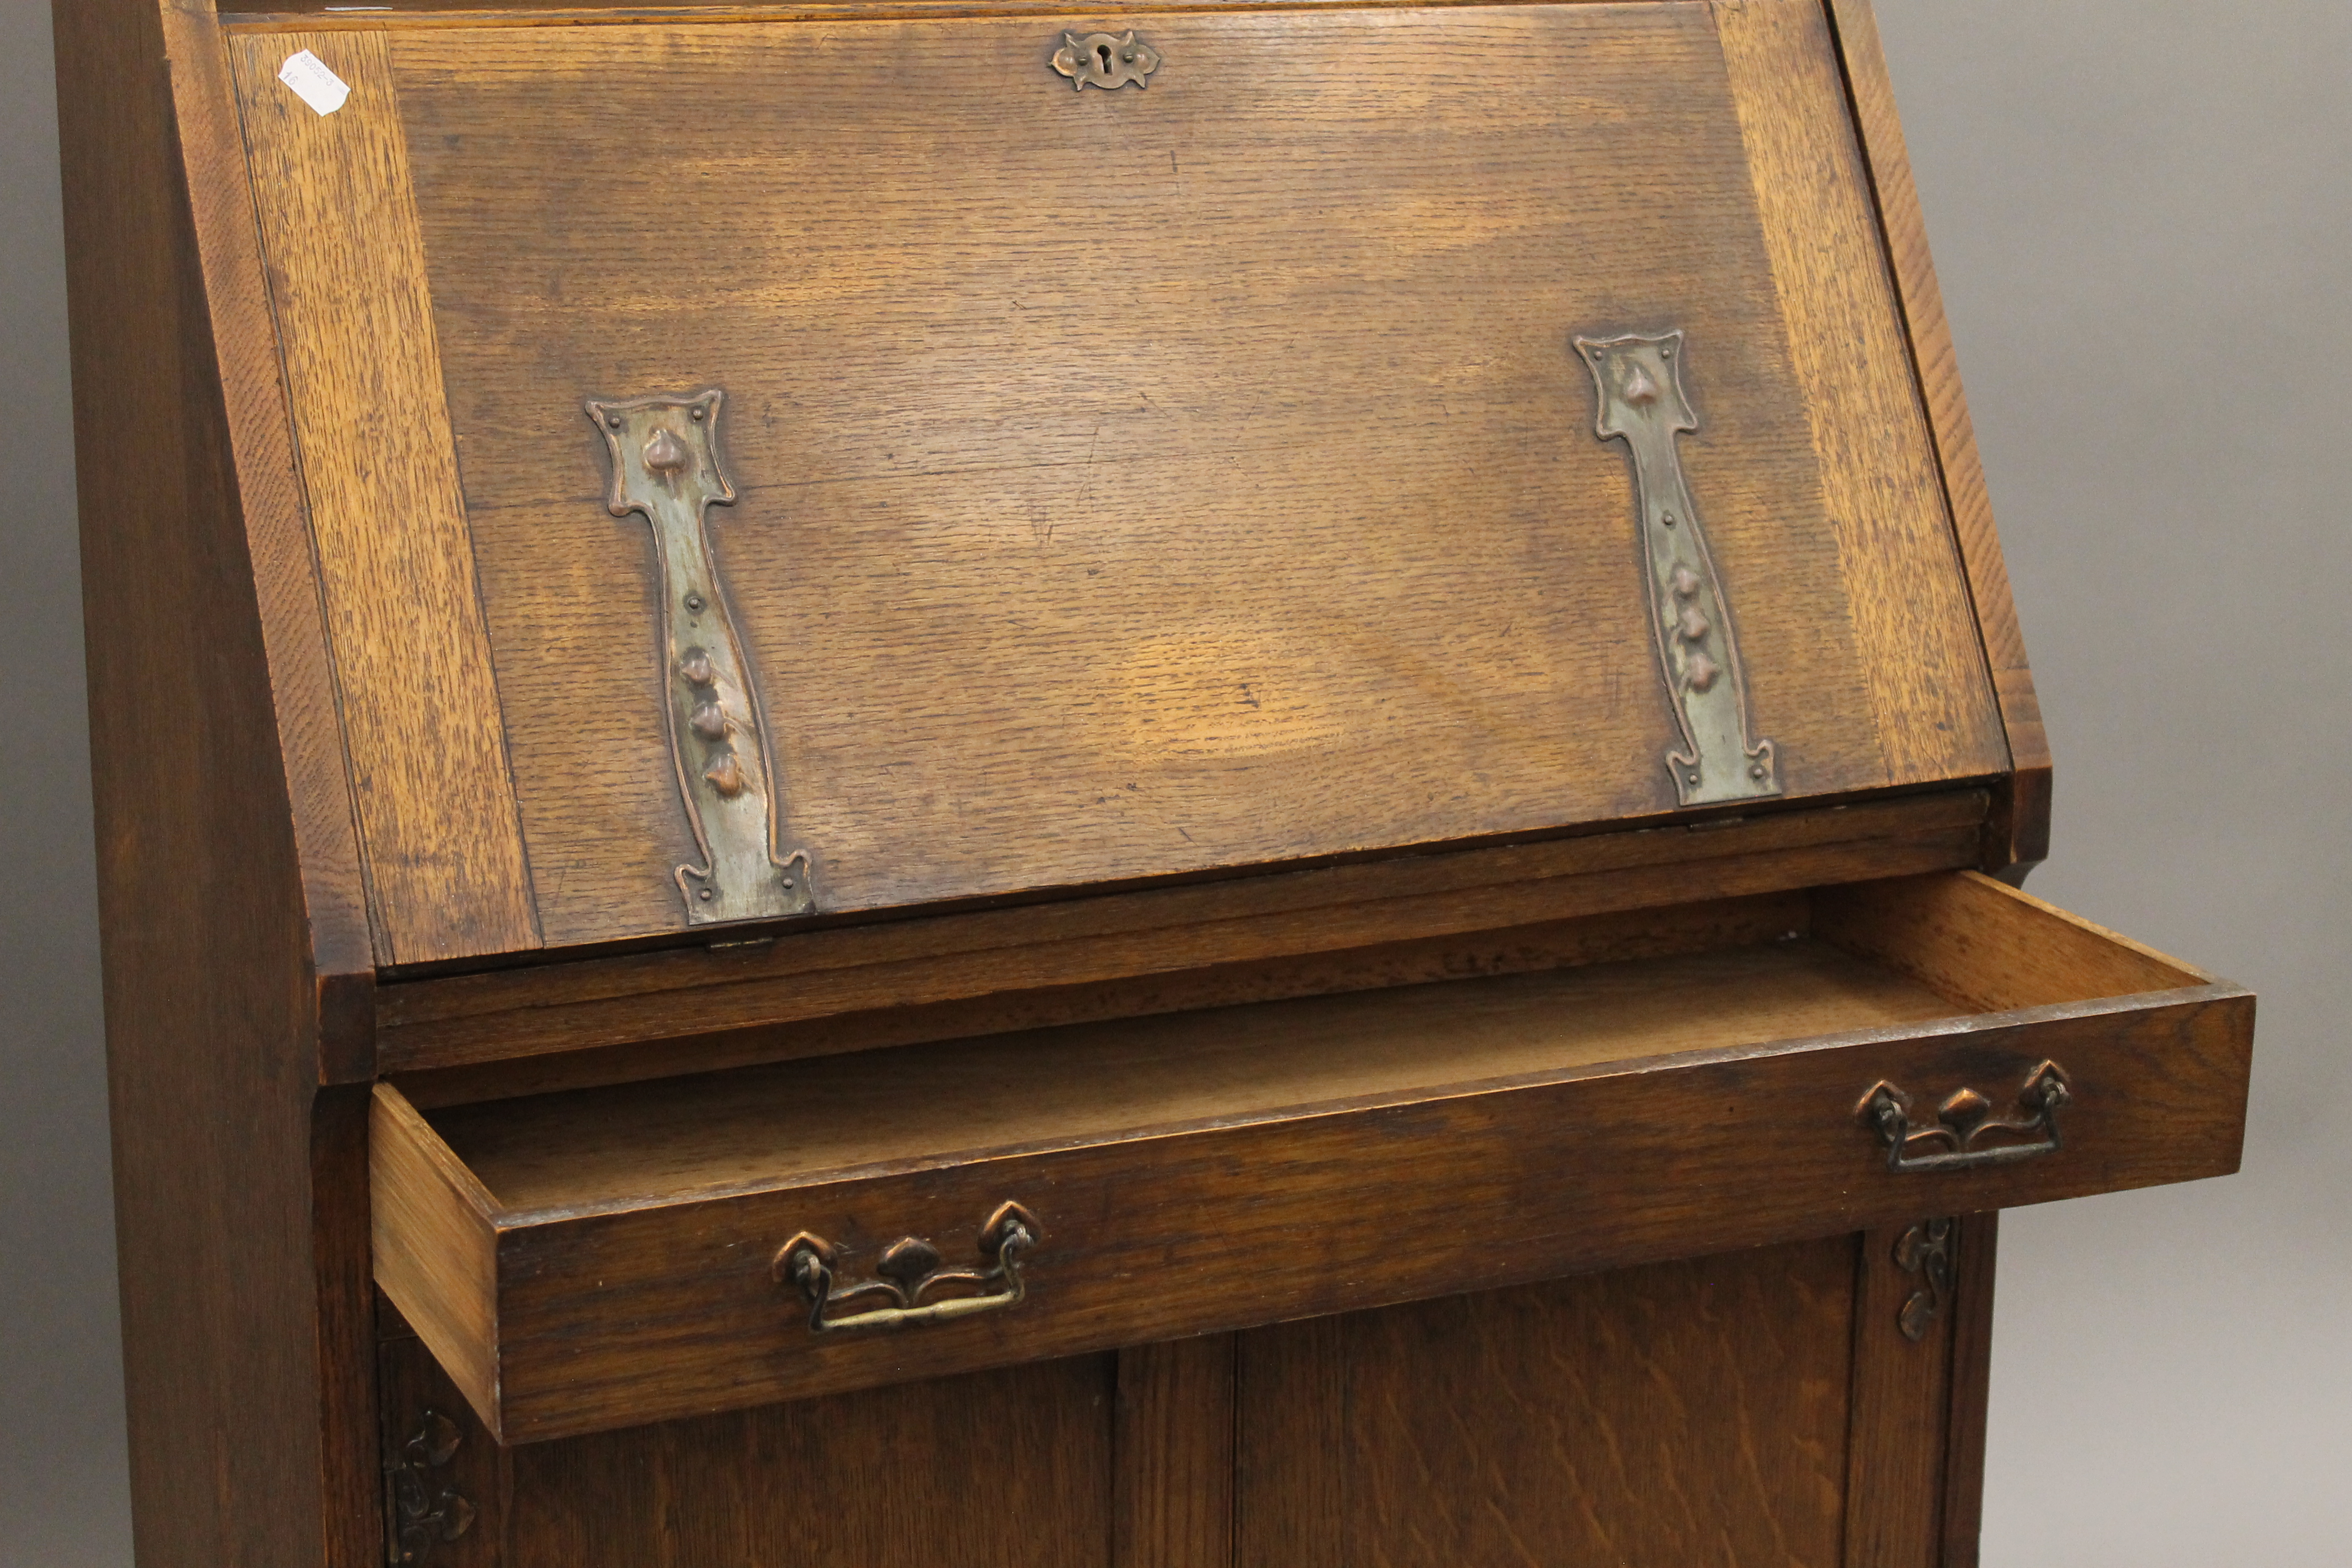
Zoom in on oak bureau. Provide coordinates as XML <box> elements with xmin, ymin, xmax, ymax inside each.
<box><xmin>55</xmin><ymin>0</ymin><xmax>2252</xmax><ymax>1563</ymax></box>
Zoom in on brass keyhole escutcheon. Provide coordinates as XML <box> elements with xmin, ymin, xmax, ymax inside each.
<box><xmin>1052</xmin><ymin>30</ymin><xmax>1161</xmax><ymax>91</ymax></box>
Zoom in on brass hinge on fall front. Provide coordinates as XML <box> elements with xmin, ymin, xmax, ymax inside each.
<box><xmin>588</xmin><ymin>390</ymin><xmax>818</xmax><ymax>926</ymax></box>
<box><xmin>1577</xmin><ymin>331</ymin><xmax>1783</xmax><ymax>807</ymax></box>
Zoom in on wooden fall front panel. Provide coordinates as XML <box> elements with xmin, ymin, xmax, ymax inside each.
<box><xmin>223</xmin><ymin>1</ymin><xmax>2005</xmax><ymax>966</ymax></box>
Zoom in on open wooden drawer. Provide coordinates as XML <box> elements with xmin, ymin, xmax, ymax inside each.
<box><xmin>374</xmin><ymin>871</ymin><xmax>2250</xmax><ymax>1444</ymax></box>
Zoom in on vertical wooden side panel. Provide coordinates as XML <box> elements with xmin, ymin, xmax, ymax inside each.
<box><xmin>1116</xmin><ymin>1335</ymin><xmax>1237</xmax><ymax>1568</ymax></box>
<box><xmin>1939</xmin><ymin>1213</ymin><xmax>1999</xmax><ymax>1568</ymax></box>
<box><xmin>57</xmin><ymin>1</ymin><xmax>380</xmax><ymax>1564</ymax></box>
<box><xmin>1845</xmin><ymin>1219</ymin><xmax>1959</xmax><ymax>1568</ymax></box>
<box><xmin>1714</xmin><ymin>0</ymin><xmax>2008</xmax><ymax>790</ymax></box>
<box><xmin>227</xmin><ymin>30</ymin><xmax>538</xmax><ymax>965</ymax></box>
<box><xmin>1823</xmin><ymin>0</ymin><xmax>2052</xmax><ymax>876</ymax></box>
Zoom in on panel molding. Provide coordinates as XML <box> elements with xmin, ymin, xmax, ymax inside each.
<box><xmin>1235</xmin><ymin>1316</ymin><xmax>1346</xmax><ymax>1568</ymax></box>
<box><xmin>1715</xmin><ymin>0</ymin><xmax>2010</xmax><ymax>790</ymax></box>
<box><xmin>1939</xmin><ymin>1212</ymin><xmax>2000</xmax><ymax>1567</ymax></box>
<box><xmin>1237</xmin><ymin>1244</ymin><xmax>1857</xmax><ymax>1566</ymax></box>
<box><xmin>1115</xmin><ymin>1336</ymin><xmax>1237</xmax><ymax>1568</ymax></box>
<box><xmin>1822</xmin><ymin>0</ymin><xmax>2052</xmax><ymax>876</ymax></box>
<box><xmin>224</xmin><ymin>0</ymin><xmax>1684</xmax><ymax>28</ymax></box>
<box><xmin>228</xmin><ymin>29</ymin><xmax>541</xmax><ymax>964</ymax></box>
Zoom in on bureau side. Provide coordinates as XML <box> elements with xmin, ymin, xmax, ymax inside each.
<box><xmin>53</xmin><ymin>1</ymin><xmax>379</xmax><ymax>1564</ymax></box>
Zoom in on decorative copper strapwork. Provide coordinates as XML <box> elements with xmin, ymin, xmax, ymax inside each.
<box><xmin>1577</xmin><ymin>331</ymin><xmax>1782</xmax><ymax>807</ymax></box>
<box><xmin>1892</xmin><ymin>1217</ymin><xmax>1956</xmax><ymax>1341</ymax></box>
<box><xmin>587</xmin><ymin>389</ymin><xmax>816</xmax><ymax>925</ymax></box>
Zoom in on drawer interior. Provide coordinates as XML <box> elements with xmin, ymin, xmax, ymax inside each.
<box><xmin>413</xmin><ymin>870</ymin><xmax>2202</xmax><ymax>1221</ymax></box>
<box><xmin>435</xmin><ymin>938</ymin><xmax>1940</xmax><ymax>1214</ymax></box>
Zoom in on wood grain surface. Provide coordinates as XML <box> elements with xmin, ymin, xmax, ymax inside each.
<box><xmin>58</xmin><ymin>3</ymin><xmax>380</xmax><ymax>1565</ymax></box>
<box><xmin>1824</xmin><ymin>0</ymin><xmax>2053</xmax><ymax>876</ymax></box>
<box><xmin>375</xmin><ymin>1234</ymin><xmax>1991</xmax><ymax>1568</ymax></box>
<box><xmin>1844</xmin><ymin>1219</ymin><xmax>1954</xmax><ymax>1567</ymax></box>
<box><xmin>1234</xmin><ymin>1315</ymin><xmax>1347</xmax><ymax>1568</ymax></box>
<box><xmin>1817</xmin><ymin>870</ymin><xmax>2206</xmax><ymax>1015</ymax></box>
<box><xmin>376</xmin><ymin>788</ymin><xmax>1991</xmax><ymax>1074</ymax></box>
<box><xmin>220</xmin><ymin>0</ymin><xmax>1695</xmax><ymax>39</ymax></box>
<box><xmin>381</xmin><ymin>1311</ymin><xmax>1218</xmax><ymax>1568</ymax></box>
<box><xmin>228</xmin><ymin>30</ymin><xmax>541</xmax><ymax>965</ymax></box>
<box><xmin>1940</xmin><ymin>1212</ymin><xmax>2000</xmax><ymax>1568</ymax></box>
<box><xmin>371</xmin><ymin>871</ymin><xmax>2252</xmax><ymax>1439</ymax></box>
<box><xmin>372</xmin><ymin>1086</ymin><xmax>505</xmax><ymax>1429</ymax></box>
<box><xmin>236</xmin><ymin>0</ymin><xmax>1668</xmax><ymax>18</ymax></box>
<box><xmin>155</xmin><ymin>15</ymin><xmax>377</xmax><ymax>1001</ymax></box>
<box><xmin>1236</xmin><ymin>1237</ymin><xmax>1857</xmax><ymax>1567</ymax></box>
<box><xmin>1716</xmin><ymin>0</ymin><xmax>2005</xmax><ymax>790</ymax></box>
<box><xmin>391</xmin><ymin>889</ymin><xmax>1822</xmax><ymax>1106</ymax></box>
<box><xmin>242</xmin><ymin>1</ymin><xmax>2005</xmax><ymax>952</ymax></box>
<box><xmin>437</xmin><ymin>940</ymin><xmax>1954</xmax><ymax>1210</ymax></box>
<box><xmin>386</xmin><ymin>1289</ymin><xmax>1124</xmax><ymax>1568</ymax></box>
<box><xmin>377</xmin><ymin>1322</ymin><xmax>507</xmax><ymax>1568</ymax></box>
<box><xmin>1115</xmin><ymin>1335</ymin><xmax>1237</xmax><ymax>1568</ymax></box>
<box><xmin>504</xmin><ymin>1353</ymin><xmax>1116</xmax><ymax>1566</ymax></box>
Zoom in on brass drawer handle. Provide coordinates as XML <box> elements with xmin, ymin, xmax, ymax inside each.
<box><xmin>1859</xmin><ymin>1060</ymin><xmax>2072</xmax><ymax>1173</ymax></box>
<box><xmin>774</xmin><ymin>1202</ymin><xmax>1039</xmax><ymax>1334</ymax></box>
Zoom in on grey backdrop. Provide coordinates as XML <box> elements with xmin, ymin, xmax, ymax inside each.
<box><xmin>3</xmin><ymin>2</ymin><xmax>2345</xmax><ymax>1562</ymax></box>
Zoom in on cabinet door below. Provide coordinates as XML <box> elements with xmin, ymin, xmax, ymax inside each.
<box><xmin>377</xmin><ymin>1333</ymin><xmax>1116</xmax><ymax>1568</ymax></box>
<box><xmin>1229</xmin><ymin>1226</ymin><xmax>1981</xmax><ymax>1568</ymax></box>
<box><xmin>378</xmin><ymin>1223</ymin><xmax>1984</xmax><ymax>1567</ymax></box>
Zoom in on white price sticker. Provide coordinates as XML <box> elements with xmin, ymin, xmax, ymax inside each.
<box><xmin>277</xmin><ymin>50</ymin><xmax>352</xmax><ymax>117</ymax></box>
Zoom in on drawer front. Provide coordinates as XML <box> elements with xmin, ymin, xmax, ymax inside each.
<box><xmin>376</xmin><ymin>973</ymin><xmax>2248</xmax><ymax>1442</ymax></box>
